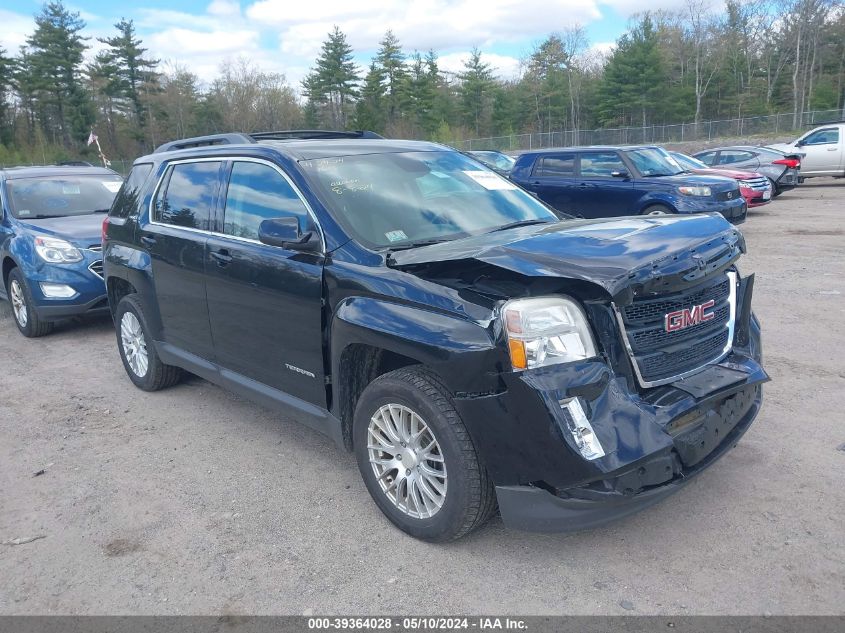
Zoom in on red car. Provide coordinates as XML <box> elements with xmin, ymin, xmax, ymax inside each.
<box><xmin>670</xmin><ymin>152</ymin><xmax>773</xmax><ymax>207</ymax></box>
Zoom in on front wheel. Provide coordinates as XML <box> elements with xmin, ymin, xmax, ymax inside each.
<box><xmin>114</xmin><ymin>295</ymin><xmax>182</xmax><ymax>391</ymax></box>
<box><xmin>6</xmin><ymin>269</ymin><xmax>53</xmax><ymax>337</ymax></box>
<box><xmin>353</xmin><ymin>367</ymin><xmax>496</xmax><ymax>541</ymax></box>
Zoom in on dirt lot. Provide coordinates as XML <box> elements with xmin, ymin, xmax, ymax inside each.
<box><xmin>1</xmin><ymin>180</ymin><xmax>844</xmax><ymax>616</ymax></box>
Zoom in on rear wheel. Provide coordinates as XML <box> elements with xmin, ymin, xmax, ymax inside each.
<box><xmin>353</xmin><ymin>367</ymin><xmax>496</xmax><ymax>541</ymax></box>
<box><xmin>6</xmin><ymin>269</ymin><xmax>53</xmax><ymax>338</ymax></box>
<box><xmin>115</xmin><ymin>294</ymin><xmax>182</xmax><ymax>391</ymax></box>
<box><xmin>641</xmin><ymin>204</ymin><xmax>674</xmax><ymax>216</ymax></box>
<box><xmin>768</xmin><ymin>178</ymin><xmax>782</xmax><ymax>197</ymax></box>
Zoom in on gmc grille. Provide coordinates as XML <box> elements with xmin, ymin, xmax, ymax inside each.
<box><xmin>616</xmin><ymin>273</ymin><xmax>736</xmax><ymax>387</ymax></box>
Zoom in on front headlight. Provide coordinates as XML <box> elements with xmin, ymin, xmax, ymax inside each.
<box><xmin>34</xmin><ymin>236</ymin><xmax>83</xmax><ymax>263</ymax></box>
<box><xmin>678</xmin><ymin>185</ymin><xmax>712</xmax><ymax>196</ymax></box>
<box><xmin>502</xmin><ymin>296</ymin><xmax>597</xmax><ymax>370</ymax></box>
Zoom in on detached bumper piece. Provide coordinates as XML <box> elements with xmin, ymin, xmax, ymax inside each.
<box><xmin>497</xmin><ymin>383</ymin><xmax>761</xmax><ymax>533</ymax></box>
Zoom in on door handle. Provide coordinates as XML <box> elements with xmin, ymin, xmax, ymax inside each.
<box><xmin>827</xmin><ymin>147</ymin><xmax>837</xmax><ymax>151</ymax></box>
<box><xmin>140</xmin><ymin>235</ymin><xmax>156</xmax><ymax>247</ymax></box>
<box><xmin>576</xmin><ymin>183</ymin><xmax>595</xmax><ymax>189</ymax></box>
<box><xmin>210</xmin><ymin>249</ymin><xmax>233</xmax><ymax>266</ymax></box>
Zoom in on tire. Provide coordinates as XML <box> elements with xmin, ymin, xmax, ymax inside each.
<box><xmin>6</xmin><ymin>268</ymin><xmax>53</xmax><ymax>338</ymax></box>
<box><xmin>641</xmin><ymin>204</ymin><xmax>674</xmax><ymax>216</ymax></box>
<box><xmin>768</xmin><ymin>178</ymin><xmax>782</xmax><ymax>197</ymax></box>
<box><xmin>353</xmin><ymin>367</ymin><xmax>497</xmax><ymax>542</ymax></box>
<box><xmin>114</xmin><ymin>294</ymin><xmax>182</xmax><ymax>391</ymax></box>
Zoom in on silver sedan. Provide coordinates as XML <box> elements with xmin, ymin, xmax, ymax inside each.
<box><xmin>692</xmin><ymin>146</ymin><xmax>801</xmax><ymax>196</ymax></box>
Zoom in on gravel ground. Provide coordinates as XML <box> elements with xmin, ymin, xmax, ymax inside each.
<box><xmin>1</xmin><ymin>179</ymin><xmax>843</xmax><ymax>616</ymax></box>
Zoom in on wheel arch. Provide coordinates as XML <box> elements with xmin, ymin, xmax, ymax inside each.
<box><xmin>330</xmin><ymin>297</ymin><xmax>502</xmax><ymax>450</ymax></box>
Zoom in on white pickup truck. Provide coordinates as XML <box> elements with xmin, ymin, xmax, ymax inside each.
<box><xmin>768</xmin><ymin>121</ymin><xmax>845</xmax><ymax>179</ymax></box>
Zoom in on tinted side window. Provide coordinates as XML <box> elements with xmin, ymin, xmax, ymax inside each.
<box><xmin>110</xmin><ymin>163</ymin><xmax>152</xmax><ymax>219</ymax></box>
<box><xmin>155</xmin><ymin>161</ymin><xmax>221</xmax><ymax>230</ymax></box>
<box><xmin>695</xmin><ymin>151</ymin><xmax>718</xmax><ymax>166</ymax></box>
<box><xmin>803</xmin><ymin>128</ymin><xmax>839</xmax><ymax>145</ymax></box>
<box><xmin>534</xmin><ymin>154</ymin><xmax>575</xmax><ymax>177</ymax></box>
<box><xmin>222</xmin><ymin>161</ymin><xmax>309</xmax><ymax>240</ymax></box>
<box><xmin>579</xmin><ymin>152</ymin><xmax>626</xmax><ymax>177</ymax></box>
<box><xmin>718</xmin><ymin>150</ymin><xmax>753</xmax><ymax>165</ymax></box>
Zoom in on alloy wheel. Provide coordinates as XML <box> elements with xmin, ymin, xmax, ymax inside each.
<box><xmin>9</xmin><ymin>280</ymin><xmax>28</xmax><ymax>327</ymax></box>
<box><xmin>120</xmin><ymin>312</ymin><xmax>149</xmax><ymax>377</ymax></box>
<box><xmin>367</xmin><ymin>403</ymin><xmax>448</xmax><ymax>519</ymax></box>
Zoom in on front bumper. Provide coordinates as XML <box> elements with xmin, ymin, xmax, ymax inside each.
<box><xmin>741</xmin><ymin>188</ymin><xmax>771</xmax><ymax>207</ymax></box>
<box><xmin>28</xmin><ymin>256</ymin><xmax>108</xmax><ymax>319</ymax></box>
<box><xmin>453</xmin><ymin>280</ymin><xmax>766</xmax><ymax>533</ymax></box>
<box><xmin>676</xmin><ymin>197</ymin><xmax>746</xmax><ymax>224</ymax></box>
<box><xmin>496</xmin><ymin>382</ymin><xmax>761</xmax><ymax>532</ymax></box>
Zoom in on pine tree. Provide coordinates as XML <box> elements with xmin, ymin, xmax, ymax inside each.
<box><xmin>0</xmin><ymin>47</ymin><xmax>13</xmax><ymax>145</ymax></box>
<box><xmin>302</xmin><ymin>26</ymin><xmax>359</xmax><ymax>128</ymax></box>
<box><xmin>458</xmin><ymin>48</ymin><xmax>495</xmax><ymax>136</ymax></box>
<box><xmin>597</xmin><ymin>15</ymin><xmax>668</xmax><ymax>127</ymax></box>
<box><xmin>375</xmin><ymin>30</ymin><xmax>408</xmax><ymax>128</ymax></box>
<box><xmin>26</xmin><ymin>1</ymin><xmax>94</xmax><ymax>145</ymax></box>
<box><xmin>354</xmin><ymin>61</ymin><xmax>387</xmax><ymax>131</ymax></box>
<box><xmin>97</xmin><ymin>19</ymin><xmax>159</xmax><ymax>147</ymax></box>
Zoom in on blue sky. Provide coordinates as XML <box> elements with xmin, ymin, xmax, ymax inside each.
<box><xmin>0</xmin><ymin>0</ymin><xmax>694</xmax><ymax>87</ymax></box>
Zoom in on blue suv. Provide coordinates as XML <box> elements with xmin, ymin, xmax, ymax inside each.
<box><xmin>510</xmin><ymin>145</ymin><xmax>747</xmax><ymax>224</ymax></box>
<box><xmin>1</xmin><ymin>165</ymin><xmax>123</xmax><ymax>337</ymax></box>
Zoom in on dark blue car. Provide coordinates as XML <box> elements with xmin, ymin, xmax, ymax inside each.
<box><xmin>1</xmin><ymin>165</ymin><xmax>123</xmax><ymax>336</ymax></box>
<box><xmin>510</xmin><ymin>145</ymin><xmax>746</xmax><ymax>224</ymax></box>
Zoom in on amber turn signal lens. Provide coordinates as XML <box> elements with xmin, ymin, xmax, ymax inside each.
<box><xmin>508</xmin><ymin>339</ymin><xmax>527</xmax><ymax>369</ymax></box>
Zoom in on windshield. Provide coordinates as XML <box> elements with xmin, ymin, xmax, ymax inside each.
<box><xmin>300</xmin><ymin>151</ymin><xmax>558</xmax><ymax>249</ymax></box>
<box><xmin>6</xmin><ymin>175</ymin><xmax>123</xmax><ymax>219</ymax></box>
<box><xmin>670</xmin><ymin>152</ymin><xmax>708</xmax><ymax>170</ymax></box>
<box><xmin>625</xmin><ymin>148</ymin><xmax>685</xmax><ymax>177</ymax></box>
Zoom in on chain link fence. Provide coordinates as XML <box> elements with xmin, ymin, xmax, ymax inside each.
<box><xmin>462</xmin><ymin>109</ymin><xmax>844</xmax><ymax>152</ymax></box>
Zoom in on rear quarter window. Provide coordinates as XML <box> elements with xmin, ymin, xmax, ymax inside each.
<box><xmin>110</xmin><ymin>163</ymin><xmax>152</xmax><ymax>219</ymax></box>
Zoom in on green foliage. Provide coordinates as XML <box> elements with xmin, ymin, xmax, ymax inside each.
<box><xmin>25</xmin><ymin>1</ymin><xmax>94</xmax><ymax>145</ymax></box>
<box><xmin>598</xmin><ymin>16</ymin><xmax>669</xmax><ymax>127</ymax></box>
<box><xmin>302</xmin><ymin>26</ymin><xmax>360</xmax><ymax>128</ymax></box>
<box><xmin>1</xmin><ymin>1</ymin><xmax>844</xmax><ymax>164</ymax></box>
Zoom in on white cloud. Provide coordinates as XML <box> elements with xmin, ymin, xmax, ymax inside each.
<box><xmin>253</xmin><ymin>0</ymin><xmax>602</xmax><ymax>61</ymax></box>
<box><xmin>0</xmin><ymin>9</ymin><xmax>35</xmax><ymax>52</ymax></box>
<box><xmin>438</xmin><ymin>51</ymin><xmax>522</xmax><ymax>80</ymax></box>
<box><xmin>599</xmin><ymin>0</ymin><xmax>719</xmax><ymax>17</ymax></box>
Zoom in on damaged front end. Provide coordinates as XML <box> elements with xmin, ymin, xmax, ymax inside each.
<box><xmin>389</xmin><ymin>215</ymin><xmax>768</xmax><ymax>532</ymax></box>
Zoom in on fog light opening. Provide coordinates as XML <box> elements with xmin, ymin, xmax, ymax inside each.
<box><xmin>40</xmin><ymin>282</ymin><xmax>77</xmax><ymax>298</ymax></box>
<box><xmin>559</xmin><ymin>397</ymin><xmax>605</xmax><ymax>460</ymax></box>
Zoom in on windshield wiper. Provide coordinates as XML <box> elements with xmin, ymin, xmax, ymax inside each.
<box><xmin>93</xmin><ymin>208</ymin><xmax>111</xmax><ymax>213</ymax></box>
<box><xmin>385</xmin><ymin>238</ymin><xmax>449</xmax><ymax>253</ymax></box>
<box><xmin>487</xmin><ymin>219</ymin><xmax>553</xmax><ymax>233</ymax></box>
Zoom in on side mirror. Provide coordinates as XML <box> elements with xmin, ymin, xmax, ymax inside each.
<box><xmin>258</xmin><ymin>217</ymin><xmax>320</xmax><ymax>252</ymax></box>
<box><xmin>795</xmin><ymin>139</ymin><xmax>805</xmax><ymax>147</ymax></box>
<box><xmin>610</xmin><ymin>170</ymin><xmax>630</xmax><ymax>179</ymax></box>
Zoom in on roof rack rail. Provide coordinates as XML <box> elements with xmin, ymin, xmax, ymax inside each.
<box><xmin>250</xmin><ymin>130</ymin><xmax>383</xmax><ymax>141</ymax></box>
<box><xmin>154</xmin><ymin>133</ymin><xmax>255</xmax><ymax>154</ymax></box>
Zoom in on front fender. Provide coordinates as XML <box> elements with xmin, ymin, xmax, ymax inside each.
<box><xmin>330</xmin><ymin>296</ymin><xmax>505</xmax><ymax>397</ymax></box>
<box><xmin>636</xmin><ymin>192</ymin><xmax>679</xmax><ymax>213</ymax></box>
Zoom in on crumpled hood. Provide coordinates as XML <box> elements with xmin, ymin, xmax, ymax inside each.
<box><xmin>389</xmin><ymin>214</ymin><xmax>745</xmax><ymax>304</ymax></box>
<box><xmin>17</xmin><ymin>214</ymin><xmax>104</xmax><ymax>247</ymax></box>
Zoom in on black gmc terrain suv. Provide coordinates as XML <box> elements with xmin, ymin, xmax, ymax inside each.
<box><xmin>103</xmin><ymin>131</ymin><xmax>767</xmax><ymax>541</ymax></box>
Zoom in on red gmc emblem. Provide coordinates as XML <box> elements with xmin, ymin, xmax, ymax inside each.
<box><xmin>665</xmin><ymin>299</ymin><xmax>716</xmax><ymax>332</ymax></box>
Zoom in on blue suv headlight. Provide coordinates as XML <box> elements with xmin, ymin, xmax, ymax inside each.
<box><xmin>34</xmin><ymin>236</ymin><xmax>83</xmax><ymax>263</ymax></box>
